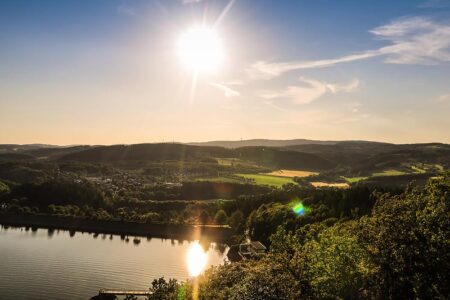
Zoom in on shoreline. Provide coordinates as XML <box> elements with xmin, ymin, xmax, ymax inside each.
<box><xmin>0</xmin><ymin>213</ymin><xmax>233</xmax><ymax>242</ymax></box>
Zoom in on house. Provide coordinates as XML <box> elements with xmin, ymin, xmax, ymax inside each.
<box><xmin>227</xmin><ymin>241</ymin><xmax>267</xmax><ymax>261</ymax></box>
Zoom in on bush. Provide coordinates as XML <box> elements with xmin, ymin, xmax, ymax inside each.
<box><xmin>214</xmin><ymin>210</ymin><xmax>228</xmax><ymax>225</ymax></box>
<box><xmin>228</xmin><ymin>210</ymin><xmax>245</xmax><ymax>232</ymax></box>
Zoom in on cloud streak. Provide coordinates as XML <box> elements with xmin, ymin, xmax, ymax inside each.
<box><xmin>181</xmin><ymin>0</ymin><xmax>203</xmax><ymax>4</ymax></box>
<box><xmin>117</xmin><ymin>3</ymin><xmax>136</xmax><ymax>16</ymax></box>
<box><xmin>261</xmin><ymin>77</ymin><xmax>359</xmax><ymax>104</ymax></box>
<box><xmin>418</xmin><ymin>0</ymin><xmax>450</xmax><ymax>8</ymax></box>
<box><xmin>248</xmin><ymin>17</ymin><xmax>450</xmax><ymax>79</ymax></box>
<box><xmin>210</xmin><ymin>82</ymin><xmax>241</xmax><ymax>98</ymax></box>
<box><xmin>435</xmin><ymin>93</ymin><xmax>450</xmax><ymax>103</ymax></box>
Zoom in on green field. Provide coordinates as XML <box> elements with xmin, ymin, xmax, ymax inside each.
<box><xmin>435</xmin><ymin>164</ymin><xmax>444</xmax><ymax>171</ymax></box>
<box><xmin>195</xmin><ymin>176</ymin><xmax>244</xmax><ymax>184</ymax></box>
<box><xmin>342</xmin><ymin>176</ymin><xmax>368</xmax><ymax>183</ymax></box>
<box><xmin>215</xmin><ymin>158</ymin><xmax>259</xmax><ymax>167</ymax></box>
<box><xmin>372</xmin><ymin>169</ymin><xmax>407</xmax><ymax>177</ymax></box>
<box><xmin>235</xmin><ymin>173</ymin><xmax>295</xmax><ymax>188</ymax></box>
<box><xmin>216</xmin><ymin>158</ymin><xmax>237</xmax><ymax>166</ymax></box>
<box><xmin>410</xmin><ymin>165</ymin><xmax>427</xmax><ymax>174</ymax></box>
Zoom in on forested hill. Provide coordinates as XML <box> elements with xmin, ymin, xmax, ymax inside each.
<box><xmin>56</xmin><ymin>144</ymin><xmax>335</xmax><ymax>171</ymax></box>
<box><xmin>284</xmin><ymin>142</ymin><xmax>450</xmax><ymax>172</ymax></box>
<box><xmin>1</xmin><ymin>141</ymin><xmax>448</xmax><ymax>174</ymax></box>
<box><xmin>189</xmin><ymin>138</ymin><xmax>337</xmax><ymax>148</ymax></box>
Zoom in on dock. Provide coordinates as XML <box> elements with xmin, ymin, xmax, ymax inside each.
<box><xmin>95</xmin><ymin>289</ymin><xmax>152</xmax><ymax>299</ymax></box>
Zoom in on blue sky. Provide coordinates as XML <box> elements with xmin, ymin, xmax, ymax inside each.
<box><xmin>1</xmin><ymin>0</ymin><xmax>449</xmax><ymax>144</ymax></box>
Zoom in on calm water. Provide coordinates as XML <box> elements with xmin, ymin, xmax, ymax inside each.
<box><xmin>0</xmin><ymin>225</ymin><xmax>227</xmax><ymax>299</ymax></box>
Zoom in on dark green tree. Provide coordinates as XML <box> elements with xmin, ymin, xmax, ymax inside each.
<box><xmin>214</xmin><ymin>209</ymin><xmax>228</xmax><ymax>225</ymax></box>
<box><xmin>358</xmin><ymin>174</ymin><xmax>450</xmax><ymax>299</ymax></box>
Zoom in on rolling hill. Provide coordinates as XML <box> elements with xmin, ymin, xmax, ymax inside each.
<box><xmin>56</xmin><ymin>143</ymin><xmax>335</xmax><ymax>171</ymax></box>
<box><xmin>188</xmin><ymin>138</ymin><xmax>337</xmax><ymax>148</ymax></box>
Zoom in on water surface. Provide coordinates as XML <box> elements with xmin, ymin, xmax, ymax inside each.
<box><xmin>0</xmin><ymin>225</ymin><xmax>227</xmax><ymax>299</ymax></box>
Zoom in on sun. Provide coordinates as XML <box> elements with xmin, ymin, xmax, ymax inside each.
<box><xmin>177</xmin><ymin>26</ymin><xmax>224</xmax><ymax>73</ymax></box>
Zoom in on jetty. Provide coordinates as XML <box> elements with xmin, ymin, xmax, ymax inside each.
<box><xmin>94</xmin><ymin>289</ymin><xmax>151</xmax><ymax>299</ymax></box>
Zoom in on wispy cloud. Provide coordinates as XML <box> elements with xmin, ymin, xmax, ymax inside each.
<box><xmin>210</xmin><ymin>82</ymin><xmax>241</xmax><ymax>98</ymax></box>
<box><xmin>248</xmin><ymin>17</ymin><xmax>450</xmax><ymax>79</ymax></box>
<box><xmin>117</xmin><ymin>3</ymin><xmax>136</xmax><ymax>16</ymax></box>
<box><xmin>263</xmin><ymin>100</ymin><xmax>289</xmax><ymax>112</ymax></box>
<box><xmin>435</xmin><ymin>93</ymin><xmax>450</xmax><ymax>102</ymax></box>
<box><xmin>371</xmin><ymin>17</ymin><xmax>450</xmax><ymax>65</ymax></box>
<box><xmin>418</xmin><ymin>0</ymin><xmax>450</xmax><ymax>8</ymax></box>
<box><xmin>248</xmin><ymin>52</ymin><xmax>377</xmax><ymax>80</ymax></box>
<box><xmin>261</xmin><ymin>78</ymin><xmax>359</xmax><ymax>104</ymax></box>
<box><xmin>181</xmin><ymin>0</ymin><xmax>203</xmax><ymax>4</ymax></box>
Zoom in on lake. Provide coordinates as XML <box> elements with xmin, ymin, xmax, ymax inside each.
<box><xmin>0</xmin><ymin>225</ymin><xmax>227</xmax><ymax>299</ymax></box>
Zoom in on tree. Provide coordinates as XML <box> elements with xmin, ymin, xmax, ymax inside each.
<box><xmin>358</xmin><ymin>174</ymin><xmax>450</xmax><ymax>299</ymax></box>
<box><xmin>303</xmin><ymin>222</ymin><xmax>373</xmax><ymax>299</ymax></box>
<box><xmin>214</xmin><ymin>210</ymin><xmax>228</xmax><ymax>225</ymax></box>
<box><xmin>247</xmin><ymin>202</ymin><xmax>293</xmax><ymax>245</ymax></box>
<box><xmin>148</xmin><ymin>277</ymin><xmax>181</xmax><ymax>300</ymax></box>
<box><xmin>196</xmin><ymin>257</ymin><xmax>301</xmax><ymax>300</ymax></box>
<box><xmin>228</xmin><ymin>210</ymin><xmax>245</xmax><ymax>233</ymax></box>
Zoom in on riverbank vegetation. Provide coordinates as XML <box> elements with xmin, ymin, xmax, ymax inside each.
<box><xmin>149</xmin><ymin>173</ymin><xmax>450</xmax><ymax>299</ymax></box>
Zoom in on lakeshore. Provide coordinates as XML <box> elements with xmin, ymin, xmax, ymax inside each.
<box><xmin>0</xmin><ymin>213</ymin><xmax>233</xmax><ymax>242</ymax></box>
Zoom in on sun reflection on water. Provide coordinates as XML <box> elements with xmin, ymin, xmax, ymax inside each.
<box><xmin>187</xmin><ymin>241</ymin><xmax>207</xmax><ymax>277</ymax></box>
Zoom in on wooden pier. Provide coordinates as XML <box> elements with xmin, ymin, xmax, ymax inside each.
<box><xmin>95</xmin><ymin>289</ymin><xmax>152</xmax><ymax>299</ymax></box>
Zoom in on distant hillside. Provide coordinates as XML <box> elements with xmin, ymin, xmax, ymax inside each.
<box><xmin>0</xmin><ymin>153</ymin><xmax>35</xmax><ymax>161</ymax></box>
<box><xmin>23</xmin><ymin>146</ymin><xmax>92</xmax><ymax>159</ymax></box>
<box><xmin>1</xmin><ymin>141</ymin><xmax>448</xmax><ymax>175</ymax></box>
<box><xmin>57</xmin><ymin>143</ymin><xmax>335</xmax><ymax>171</ymax></box>
<box><xmin>285</xmin><ymin>142</ymin><xmax>450</xmax><ymax>175</ymax></box>
<box><xmin>233</xmin><ymin>147</ymin><xmax>335</xmax><ymax>171</ymax></box>
<box><xmin>0</xmin><ymin>144</ymin><xmax>61</xmax><ymax>154</ymax></box>
<box><xmin>59</xmin><ymin>143</ymin><xmax>231</xmax><ymax>162</ymax></box>
<box><xmin>189</xmin><ymin>139</ymin><xmax>337</xmax><ymax>148</ymax></box>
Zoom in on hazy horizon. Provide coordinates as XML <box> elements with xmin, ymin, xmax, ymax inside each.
<box><xmin>1</xmin><ymin>0</ymin><xmax>450</xmax><ymax>145</ymax></box>
<box><xmin>1</xmin><ymin>136</ymin><xmax>449</xmax><ymax>147</ymax></box>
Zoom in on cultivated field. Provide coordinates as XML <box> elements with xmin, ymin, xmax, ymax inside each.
<box><xmin>311</xmin><ymin>182</ymin><xmax>350</xmax><ymax>188</ymax></box>
<box><xmin>235</xmin><ymin>173</ymin><xmax>294</xmax><ymax>188</ymax></box>
<box><xmin>372</xmin><ymin>169</ymin><xmax>407</xmax><ymax>177</ymax></box>
<box><xmin>342</xmin><ymin>176</ymin><xmax>368</xmax><ymax>183</ymax></box>
<box><xmin>263</xmin><ymin>169</ymin><xmax>318</xmax><ymax>178</ymax></box>
<box><xmin>195</xmin><ymin>176</ymin><xmax>244</xmax><ymax>184</ymax></box>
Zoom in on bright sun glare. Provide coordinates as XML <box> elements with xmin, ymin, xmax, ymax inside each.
<box><xmin>177</xmin><ymin>26</ymin><xmax>224</xmax><ymax>72</ymax></box>
<box><xmin>187</xmin><ymin>241</ymin><xmax>208</xmax><ymax>277</ymax></box>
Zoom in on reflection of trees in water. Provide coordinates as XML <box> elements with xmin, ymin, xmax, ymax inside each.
<box><xmin>69</xmin><ymin>230</ymin><xmax>76</xmax><ymax>238</ymax></box>
<box><xmin>215</xmin><ymin>243</ymin><xmax>228</xmax><ymax>254</ymax></box>
<box><xmin>47</xmin><ymin>228</ymin><xmax>55</xmax><ymax>238</ymax></box>
<box><xmin>198</xmin><ymin>239</ymin><xmax>212</xmax><ymax>252</ymax></box>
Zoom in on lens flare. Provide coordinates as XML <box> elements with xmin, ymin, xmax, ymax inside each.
<box><xmin>292</xmin><ymin>202</ymin><xmax>305</xmax><ymax>216</ymax></box>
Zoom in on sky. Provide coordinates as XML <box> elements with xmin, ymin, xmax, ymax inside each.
<box><xmin>1</xmin><ymin>0</ymin><xmax>450</xmax><ymax>145</ymax></box>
